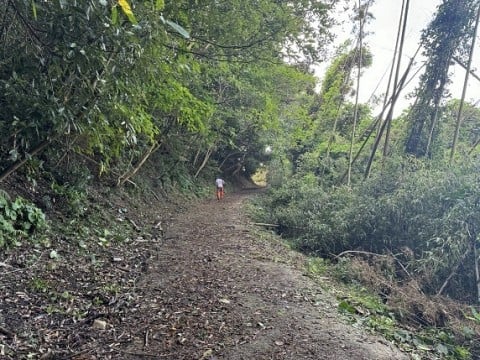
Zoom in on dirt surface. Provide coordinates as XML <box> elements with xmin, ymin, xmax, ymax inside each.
<box><xmin>119</xmin><ymin>189</ymin><xmax>409</xmax><ymax>359</ymax></box>
<box><xmin>0</xmin><ymin>188</ymin><xmax>411</xmax><ymax>359</ymax></box>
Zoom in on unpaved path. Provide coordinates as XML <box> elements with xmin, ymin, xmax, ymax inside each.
<box><xmin>120</xmin><ymin>190</ymin><xmax>409</xmax><ymax>359</ymax></box>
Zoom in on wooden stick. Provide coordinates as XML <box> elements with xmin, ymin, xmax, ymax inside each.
<box><xmin>437</xmin><ymin>247</ymin><xmax>471</xmax><ymax>296</ymax></box>
<box><xmin>335</xmin><ymin>250</ymin><xmax>387</xmax><ymax>259</ymax></box>
<box><xmin>252</xmin><ymin>222</ymin><xmax>279</xmax><ymax>227</ymax></box>
<box><xmin>0</xmin><ymin>325</ymin><xmax>14</xmax><ymax>338</ymax></box>
<box><xmin>0</xmin><ymin>138</ymin><xmax>52</xmax><ymax>182</ymax></box>
<box><xmin>144</xmin><ymin>329</ymin><xmax>149</xmax><ymax>348</ymax></box>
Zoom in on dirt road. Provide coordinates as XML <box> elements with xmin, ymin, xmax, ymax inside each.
<box><xmin>120</xmin><ymin>190</ymin><xmax>409</xmax><ymax>359</ymax></box>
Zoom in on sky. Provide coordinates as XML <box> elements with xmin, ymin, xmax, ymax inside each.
<box><xmin>316</xmin><ymin>0</ymin><xmax>480</xmax><ymax>115</ymax></box>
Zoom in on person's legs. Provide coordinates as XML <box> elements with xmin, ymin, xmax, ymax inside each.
<box><xmin>216</xmin><ymin>187</ymin><xmax>224</xmax><ymax>200</ymax></box>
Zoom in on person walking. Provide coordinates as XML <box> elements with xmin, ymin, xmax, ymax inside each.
<box><xmin>215</xmin><ymin>177</ymin><xmax>226</xmax><ymax>200</ymax></box>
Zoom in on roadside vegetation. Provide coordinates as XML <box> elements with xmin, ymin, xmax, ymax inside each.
<box><xmin>252</xmin><ymin>1</ymin><xmax>480</xmax><ymax>358</ymax></box>
<box><xmin>253</xmin><ymin>158</ymin><xmax>480</xmax><ymax>359</ymax></box>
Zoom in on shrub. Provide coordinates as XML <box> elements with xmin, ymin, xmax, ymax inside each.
<box><xmin>258</xmin><ymin>158</ymin><xmax>480</xmax><ymax>301</ymax></box>
<box><xmin>0</xmin><ymin>191</ymin><xmax>47</xmax><ymax>248</ymax></box>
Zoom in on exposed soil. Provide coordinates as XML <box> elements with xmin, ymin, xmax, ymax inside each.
<box><xmin>0</xmin><ymin>187</ymin><xmax>410</xmax><ymax>359</ymax></box>
<box><xmin>119</xmin><ymin>189</ymin><xmax>409</xmax><ymax>359</ymax></box>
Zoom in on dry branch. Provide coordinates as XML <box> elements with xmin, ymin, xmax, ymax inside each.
<box><xmin>437</xmin><ymin>247</ymin><xmax>471</xmax><ymax>296</ymax></box>
<box><xmin>0</xmin><ymin>325</ymin><xmax>14</xmax><ymax>338</ymax></box>
<box><xmin>334</xmin><ymin>250</ymin><xmax>387</xmax><ymax>259</ymax></box>
<box><xmin>252</xmin><ymin>222</ymin><xmax>279</xmax><ymax>227</ymax></box>
<box><xmin>73</xmin><ymin>151</ymin><xmax>137</xmax><ymax>187</ymax></box>
<box><xmin>117</xmin><ymin>142</ymin><xmax>160</xmax><ymax>187</ymax></box>
<box><xmin>194</xmin><ymin>145</ymin><xmax>214</xmax><ymax>178</ymax></box>
<box><xmin>0</xmin><ymin>138</ymin><xmax>53</xmax><ymax>182</ymax></box>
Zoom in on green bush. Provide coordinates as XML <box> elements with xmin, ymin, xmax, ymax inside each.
<box><xmin>259</xmin><ymin>159</ymin><xmax>480</xmax><ymax>301</ymax></box>
<box><xmin>51</xmin><ymin>182</ymin><xmax>87</xmax><ymax>216</ymax></box>
<box><xmin>0</xmin><ymin>191</ymin><xmax>47</xmax><ymax>248</ymax></box>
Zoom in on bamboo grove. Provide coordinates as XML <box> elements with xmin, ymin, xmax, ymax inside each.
<box><xmin>259</xmin><ymin>0</ymin><xmax>480</xmax><ymax>305</ymax></box>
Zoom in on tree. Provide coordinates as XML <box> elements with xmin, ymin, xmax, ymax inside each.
<box><xmin>0</xmin><ymin>0</ymin><xmax>338</xmax><ymax>189</ymax></box>
<box><xmin>162</xmin><ymin>0</ymin><xmax>334</xmax><ymax>65</ymax></box>
<box><xmin>434</xmin><ymin>99</ymin><xmax>480</xmax><ymax>159</ymax></box>
<box><xmin>282</xmin><ymin>45</ymin><xmax>372</xmax><ymax>182</ymax></box>
<box><xmin>0</xmin><ymin>1</ymin><xmax>156</xmax><ymax>179</ymax></box>
<box><xmin>404</xmin><ymin>0</ymin><xmax>480</xmax><ymax>157</ymax></box>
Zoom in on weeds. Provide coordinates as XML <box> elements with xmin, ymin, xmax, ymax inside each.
<box><xmin>0</xmin><ymin>190</ymin><xmax>47</xmax><ymax>248</ymax></box>
<box><xmin>302</xmin><ymin>256</ymin><xmax>476</xmax><ymax>360</ymax></box>
<box><xmin>258</xmin><ymin>162</ymin><xmax>480</xmax><ymax>302</ymax></box>
<box><xmin>337</xmin><ymin>288</ymin><xmax>471</xmax><ymax>359</ymax></box>
<box><xmin>51</xmin><ymin>182</ymin><xmax>87</xmax><ymax>216</ymax></box>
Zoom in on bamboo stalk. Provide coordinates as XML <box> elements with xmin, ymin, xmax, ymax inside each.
<box><xmin>474</xmin><ymin>239</ymin><xmax>480</xmax><ymax>303</ymax></box>
<box><xmin>450</xmin><ymin>2</ymin><xmax>480</xmax><ymax>163</ymax></box>
<box><xmin>437</xmin><ymin>247</ymin><xmax>471</xmax><ymax>296</ymax></box>
<box><xmin>117</xmin><ymin>142</ymin><xmax>160</xmax><ymax>187</ymax></box>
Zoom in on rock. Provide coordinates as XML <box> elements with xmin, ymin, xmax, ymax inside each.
<box><xmin>92</xmin><ymin>319</ymin><xmax>107</xmax><ymax>330</ymax></box>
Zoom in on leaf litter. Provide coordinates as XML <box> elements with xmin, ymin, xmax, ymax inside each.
<box><xmin>0</xmin><ymin>189</ymin><xmax>409</xmax><ymax>359</ymax></box>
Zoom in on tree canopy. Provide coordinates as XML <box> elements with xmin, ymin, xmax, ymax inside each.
<box><xmin>0</xmin><ymin>0</ymin><xmax>335</xmax><ymax>185</ymax></box>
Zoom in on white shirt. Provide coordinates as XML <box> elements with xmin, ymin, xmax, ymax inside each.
<box><xmin>215</xmin><ymin>178</ymin><xmax>225</xmax><ymax>188</ymax></box>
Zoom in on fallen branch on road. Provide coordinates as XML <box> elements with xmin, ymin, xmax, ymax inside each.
<box><xmin>252</xmin><ymin>222</ymin><xmax>279</xmax><ymax>227</ymax></box>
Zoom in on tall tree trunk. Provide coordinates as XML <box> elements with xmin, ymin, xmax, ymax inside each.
<box><xmin>364</xmin><ymin>53</ymin><xmax>417</xmax><ymax>178</ymax></box>
<box><xmin>453</xmin><ymin>56</ymin><xmax>480</xmax><ymax>82</ymax></box>
<box><xmin>475</xmin><ymin>239</ymin><xmax>480</xmax><ymax>303</ymax></box>
<box><xmin>405</xmin><ymin>0</ymin><xmax>477</xmax><ymax>157</ymax></box>
<box><xmin>450</xmin><ymin>2</ymin><xmax>480</xmax><ymax>163</ymax></box>
<box><xmin>380</xmin><ymin>0</ymin><xmax>406</xmax><ymax>120</ymax></box>
<box><xmin>325</xmin><ymin>60</ymin><xmax>355</xmax><ymax>163</ymax></box>
<box><xmin>347</xmin><ymin>0</ymin><xmax>367</xmax><ymax>186</ymax></box>
<box><xmin>424</xmin><ymin>103</ymin><xmax>441</xmax><ymax>156</ymax></box>
<box><xmin>383</xmin><ymin>0</ymin><xmax>410</xmax><ymax>157</ymax></box>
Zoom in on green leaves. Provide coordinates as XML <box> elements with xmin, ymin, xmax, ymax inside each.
<box><xmin>0</xmin><ymin>0</ymin><xmax>334</xmax><ymax>190</ymax></box>
<box><xmin>405</xmin><ymin>0</ymin><xmax>480</xmax><ymax>157</ymax></box>
<box><xmin>31</xmin><ymin>0</ymin><xmax>37</xmax><ymax>20</ymax></box>
<box><xmin>338</xmin><ymin>300</ymin><xmax>357</xmax><ymax>314</ymax></box>
<box><xmin>162</xmin><ymin>18</ymin><xmax>190</xmax><ymax>39</ymax></box>
<box><xmin>111</xmin><ymin>5</ymin><xmax>119</xmax><ymax>25</ymax></box>
<box><xmin>260</xmin><ymin>157</ymin><xmax>480</xmax><ymax>302</ymax></box>
<box><xmin>117</xmin><ymin>0</ymin><xmax>137</xmax><ymax>24</ymax></box>
<box><xmin>464</xmin><ymin>307</ymin><xmax>480</xmax><ymax>324</ymax></box>
<box><xmin>156</xmin><ymin>0</ymin><xmax>165</xmax><ymax>11</ymax></box>
<box><xmin>0</xmin><ymin>192</ymin><xmax>47</xmax><ymax>249</ymax></box>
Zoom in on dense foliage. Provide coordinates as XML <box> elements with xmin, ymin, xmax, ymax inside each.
<box><xmin>405</xmin><ymin>0</ymin><xmax>480</xmax><ymax>157</ymax></box>
<box><xmin>260</xmin><ymin>160</ymin><xmax>480</xmax><ymax>299</ymax></box>
<box><xmin>257</xmin><ymin>0</ymin><xmax>480</xmax><ymax>307</ymax></box>
<box><xmin>0</xmin><ymin>190</ymin><xmax>47</xmax><ymax>248</ymax></box>
<box><xmin>0</xmin><ymin>0</ymin><xmax>334</xmax><ymax>190</ymax></box>
<box><xmin>1</xmin><ymin>0</ymin><xmax>480</xmax><ymax>357</ymax></box>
